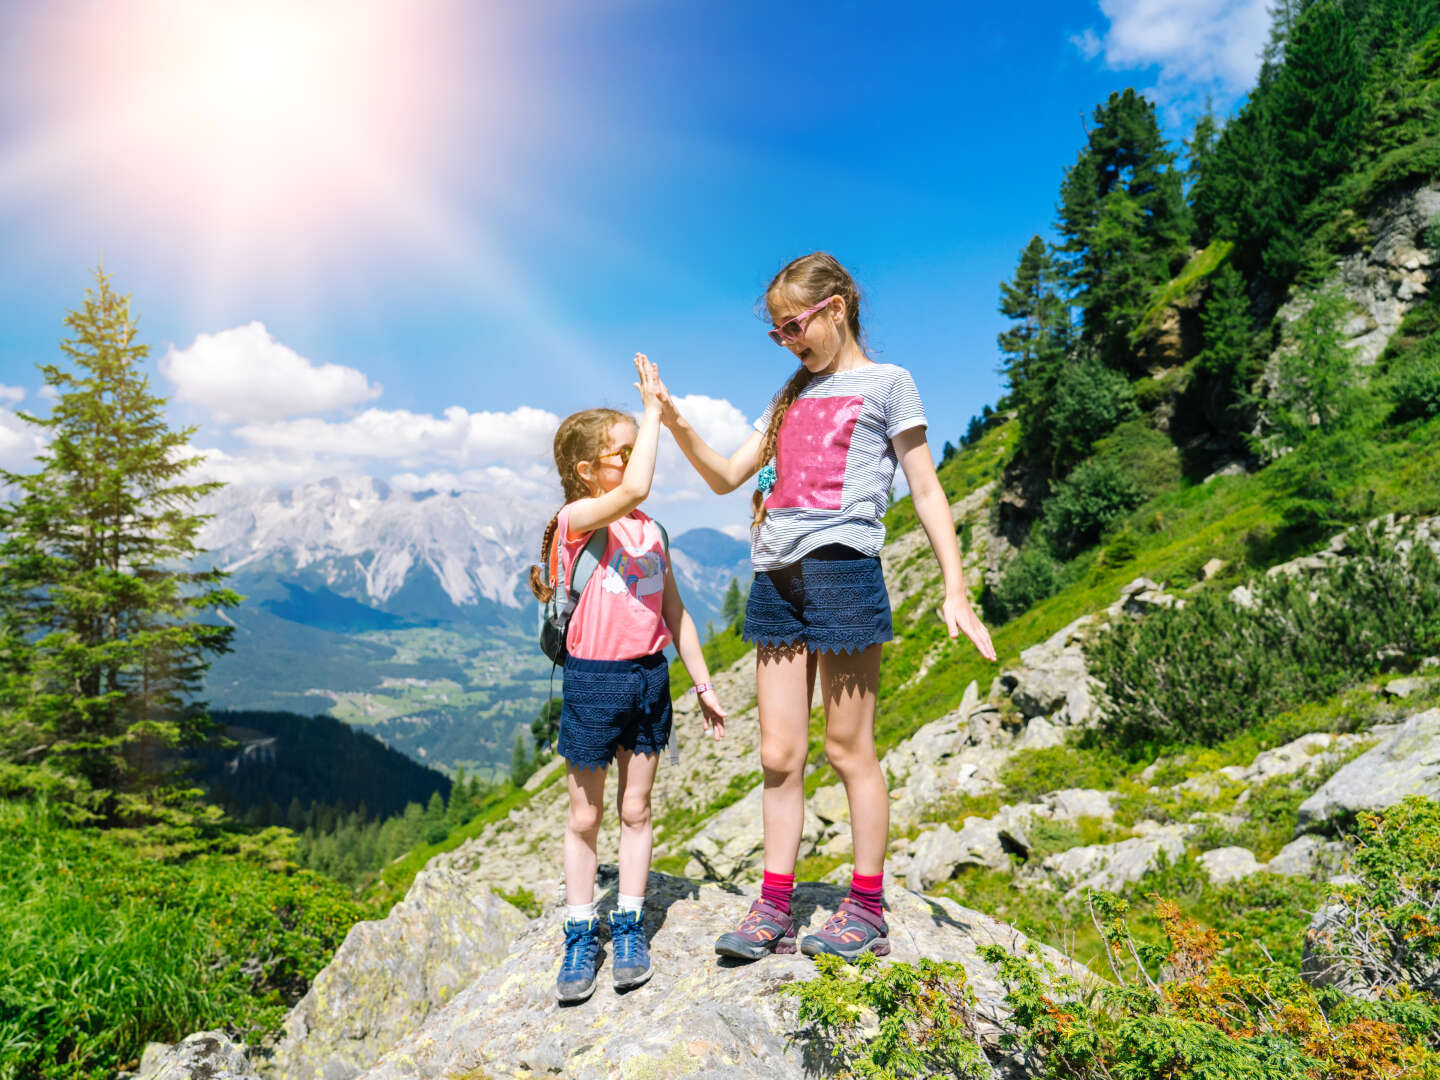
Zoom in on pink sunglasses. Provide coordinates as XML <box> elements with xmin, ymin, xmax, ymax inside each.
<box><xmin>767</xmin><ymin>295</ymin><xmax>837</xmax><ymax>346</ymax></box>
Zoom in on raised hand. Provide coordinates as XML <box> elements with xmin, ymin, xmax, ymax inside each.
<box><xmin>698</xmin><ymin>687</ymin><xmax>727</xmax><ymax>739</ymax></box>
<box><xmin>645</xmin><ymin>357</ymin><xmax>682</xmax><ymax>428</ymax></box>
<box><xmin>633</xmin><ymin>352</ymin><xmax>663</xmax><ymax>414</ymax></box>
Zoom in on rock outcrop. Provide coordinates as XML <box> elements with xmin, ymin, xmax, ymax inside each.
<box><xmin>267</xmin><ymin>868</ymin><xmax>528</xmax><ymax>1080</ymax></box>
<box><xmin>143</xmin><ymin>872</ymin><xmax>1092</xmax><ymax>1080</ymax></box>
<box><xmin>1296</xmin><ymin>709</ymin><xmax>1440</xmax><ymax>829</ymax></box>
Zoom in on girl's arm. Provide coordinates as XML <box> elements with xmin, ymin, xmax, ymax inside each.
<box><xmin>651</xmin><ymin>362</ymin><xmax>765</xmax><ymax>495</ymax></box>
<box><xmin>893</xmin><ymin>426</ymin><xmax>997</xmax><ymax>662</ymax></box>
<box><xmin>567</xmin><ymin>354</ymin><xmax>665</xmax><ymax>536</ymax></box>
<box><xmin>660</xmin><ymin>567</ymin><xmax>727</xmax><ymax>739</ymax></box>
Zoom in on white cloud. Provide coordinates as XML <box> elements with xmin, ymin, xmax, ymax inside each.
<box><xmin>234</xmin><ymin>404</ymin><xmax>560</xmax><ymax>466</ymax></box>
<box><xmin>160</xmin><ymin>322</ymin><xmax>383</xmax><ymax>423</ymax></box>
<box><xmin>671</xmin><ymin>393</ymin><xmax>754</xmax><ymax>454</ymax></box>
<box><xmin>190</xmin><ymin>390</ymin><xmax>761</xmax><ymax>539</ymax></box>
<box><xmin>1074</xmin><ymin>0</ymin><xmax>1269</xmax><ymax>105</ymax></box>
<box><xmin>0</xmin><ymin>408</ymin><xmax>49</xmax><ymax>472</ymax></box>
<box><xmin>1070</xmin><ymin>27</ymin><xmax>1103</xmax><ymax>60</ymax></box>
<box><xmin>0</xmin><ymin>385</ymin><xmax>24</xmax><ymax>405</ymax></box>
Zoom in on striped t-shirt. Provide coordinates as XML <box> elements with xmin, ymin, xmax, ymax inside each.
<box><xmin>750</xmin><ymin>362</ymin><xmax>927</xmax><ymax>571</ymax></box>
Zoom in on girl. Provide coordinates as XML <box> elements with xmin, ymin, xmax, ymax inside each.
<box><xmin>653</xmin><ymin>253</ymin><xmax>995</xmax><ymax>961</ymax></box>
<box><xmin>528</xmin><ymin>354</ymin><xmax>728</xmax><ymax>1003</ymax></box>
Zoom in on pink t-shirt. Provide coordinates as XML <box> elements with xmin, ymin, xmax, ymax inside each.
<box><xmin>554</xmin><ymin>506</ymin><xmax>673</xmax><ymax>661</ymax></box>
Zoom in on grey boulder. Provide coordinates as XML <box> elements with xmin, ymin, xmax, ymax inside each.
<box><xmin>135</xmin><ymin>1032</ymin><xmax>259</xmax><ymax>1080</ymax></box>
<box><xmin>1296</xmin><ymin>709</ymin><xmax>1440</xmax><ymax>829</ymax></box>
<box><xmin>267</xmin><ymin>867</ymin><xmax>529</xmax><ymax>1080</ymax></box>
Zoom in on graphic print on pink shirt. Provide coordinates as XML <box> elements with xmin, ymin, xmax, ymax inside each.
<box><xmin>556</xmin><ymin>507</ymin><xmax>672</xmax><ymax>661</ymax></box>
<box><xmin>766</xmin><ymin>395</ymin><xmax>864</xmax><ymax>511</ymax></box>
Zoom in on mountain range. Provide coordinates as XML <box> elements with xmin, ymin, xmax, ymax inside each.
<box><xmin>197</xmin><ymin>477</ymin><xmax>751</xmax><ymax>776</ymax></box>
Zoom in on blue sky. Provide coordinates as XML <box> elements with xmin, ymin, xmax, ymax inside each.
<box><xmin>0</xmin><ymin>0</ymin><xmax>1270</xmax><ymax>536</ymax></box>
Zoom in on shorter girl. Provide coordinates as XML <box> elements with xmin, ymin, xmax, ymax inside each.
<box><xmin>528</xmin><ymin>354</ymin><xmax>727</xmax><ymax>1004</ymax></box>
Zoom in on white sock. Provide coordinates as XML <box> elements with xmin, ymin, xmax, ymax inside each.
<box><xmin>566</xmin><ymin>901</ymin><xmax>597</xmax><ymax>922</ymax></box>
<box><xmin>617</xmin><ymin>892</ymin><xmax>644</xmax><ymax>915</ymax></box>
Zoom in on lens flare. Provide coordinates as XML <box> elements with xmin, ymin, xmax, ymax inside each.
<box><xmin>0</xmin><ymin>0</ymin><xmax>517</xmax><ymax>292</ymax></box>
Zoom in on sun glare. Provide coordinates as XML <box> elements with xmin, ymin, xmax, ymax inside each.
<box><xmin>0</xmin><ymin>0</ymin><xmax>515</xmax><ymax>292</ymax></box>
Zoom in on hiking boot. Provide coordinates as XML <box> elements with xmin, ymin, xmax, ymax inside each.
<box><xmin>714</xmin><ymin>897</ymin><xmax>797</xmax><ymax>960</ymax></box>
<box><xmin>608</xmin><ymin>908</ymin><xmax>653</xmax><ymax>990</ymax></box>
<box><xmin>800</xmin><ymin>898</ymin><xmax>890</xmax><ymax>961</ymax></box>
<box><xmin>555</xmin><ymin>917</ymin><xmax>602</xmax><ymax>1003</ymax></box>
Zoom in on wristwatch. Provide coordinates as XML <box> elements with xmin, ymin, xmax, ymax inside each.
<box><xmin>692</xmin><ymin>682</ymin><xmax>712</xmax><ymax>695</ymax></box>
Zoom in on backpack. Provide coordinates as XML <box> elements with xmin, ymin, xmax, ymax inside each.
<box><xmin>539</xmin><ymin>528</ymin><xmax>608</xmax><ymax>665</ymax></box>
<box><xmin>538</xmin><ymin>518</ymin><xmax>672</xmax><ymax>664</ymax></box>
<box><xmin>536</xmin><ymin>516</ymin><xmax>677</xmax><ymax>764</ymax></box>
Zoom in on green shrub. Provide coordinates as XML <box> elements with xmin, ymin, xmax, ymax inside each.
<box><xmin>0</xmin><ymin>800</ymin><xmax>373</xmax><ymax>1079</ymax></box>
<box><xmin>1050</xmin><ymin>355</ymin><xmax>1138</xmax><ymax>471</ymax></box>
<box><xmin>981</xmin><ymin>889</ymin><xmax>1440</xmax><ymax>1079</ymax></box>
<box><xmin>997</xmin><ymin>745</ymin><xmax>1128</xmax><ymax>803</ymax></box>
<box><xmin>1088</xmin><ymin>521</ymin><xmax>1440</xmax><ymax>748</ymax></box>
<box><xmin>784</xmin><ymin>952</ymin><xmax>991</xmax><ymax>1079</ymax></box>
<box><xmin>1390</xmin><ymin>349</ymin><xmax>1440</xmax><ymax>422</ymax></box>
<box><xmin>984</xmin><ymin>540</ymin><xmax>1064</xmax><ymax>624</ymax></box>
<box><xmin>1042</xmin><ymin>456</ymin><xmax>1146</xmax><ymax>556</ymax></box>
<box><xmin>1325</xmin><ymin>797</ymin><xmax>1440</xmax><ymax>999</ymax></box>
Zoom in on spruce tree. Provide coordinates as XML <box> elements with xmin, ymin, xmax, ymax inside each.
<box><xmin>1054</xmin><ymin>88</ymin><xmax>1192</xmax><ymax>371</ymax></box>
<box><xmin>0</xmin><ymin>268</ymin><xmax>238</xmax><ymax>825</ymax></box>
<box><xmin>721</xmin><ymin>576</ymin><xmax>745</xmax><ymax>630</ymax></box>
<box><xmin>997</xmin><ymin>236</ymin><xmax>1070</xmax><ymax>461</ymax></box>
<box><xmin>1196</xmin><ymin>262</ymin><xmax>1254</xmax><ymax>392</ymax></box>
<box><xmin>1184</xmin><ymin>98</ymin><xmax>1220</xmax><ymax>194</ymax></box>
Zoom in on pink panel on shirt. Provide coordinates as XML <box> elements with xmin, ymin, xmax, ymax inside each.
<box><xmin>766</xmin><ymin>395</ymin><xmax>863</xmax><ymax>511</ymax></box>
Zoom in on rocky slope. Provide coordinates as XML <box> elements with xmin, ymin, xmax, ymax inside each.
<box><xmin>141</xmin><ymin>869</ymin><xmax>1089</xmax><ymax>1080</ymax></box>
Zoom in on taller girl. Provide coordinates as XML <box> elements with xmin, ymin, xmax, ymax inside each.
<box><xmin>656</xmin><ymin>253</ymin><xmax>996</xmax><ymax>960</ymax></box>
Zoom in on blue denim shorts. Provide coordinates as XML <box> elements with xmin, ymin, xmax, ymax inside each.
<box><xmin>743</xmin><ymin>544</ymin><xmax>894</xmax><ymax>654</ymax></box>
<box><xmin>558</xmin><ymin>651</ymin><xmax>672</xmax><ymax>770</ymax></box>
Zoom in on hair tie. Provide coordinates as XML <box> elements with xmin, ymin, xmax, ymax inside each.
<box><xmin>756</xmin><ymin>463</ymin><xmax>776</xmax><ymax>495</ymax></box>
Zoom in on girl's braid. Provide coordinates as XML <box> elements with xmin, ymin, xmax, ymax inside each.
<box><xmin>750</xmin><ymin>364</ymin><xmax>815</xmax><ymax>529</ymax></box>
<box><xmin>751</xmin><ymin>252</ymin><xmax>865</xmax><ymax>530</ymax></box>
<box><xmin>528</xmin><ymin>407</ymin><xmax>629</xmax><ymax>602</ymax></box>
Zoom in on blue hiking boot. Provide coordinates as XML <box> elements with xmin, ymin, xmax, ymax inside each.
<box><xmin>556</xmin><ymin>917</ymin><xmax>601</xmax><ymax>1003</ymax></box>
<box><xmin>608</xmin><ymin>908</ymin><xmax>653</xmax><ymax>990</ymax></box>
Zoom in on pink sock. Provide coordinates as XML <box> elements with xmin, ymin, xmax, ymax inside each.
<box><xmin>849</xmin><ymin>871</ymin><xmax>885</xmax><ymax>919</ymax></box>
<box><xmin>761</xmin><ymin>870</ymin><xmax>795</xmax><ymax>914</ymax></box>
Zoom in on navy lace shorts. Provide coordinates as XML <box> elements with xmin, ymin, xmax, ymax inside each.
<box><xmin>558</xmin><ymin>651</ymin><xmax>672</xmax><ymax>771</ymax></box>
<box><xmin>743</xmin><ymin>544</ymin><xmax>894</xmax><ymax>654</ymax></box>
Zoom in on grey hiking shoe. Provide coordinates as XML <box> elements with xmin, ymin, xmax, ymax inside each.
<box><xmin>800</xmin><ymin>898</ymin><xmax>890</xmax><ymax>960</ymax></box>
<box><xmin>608</xmin><ymin>909</ymin><xmax>653</xmax><ymax>990</ymax></box>
<box><xmin>714</xmin><ymin>898</ymin><xmax>797</xmax><ymax>960</ymax></box>
<box><xmin>555</xmin><ymin>917</ymin><xmax>602</xmax><ymax>1003</ymax></box>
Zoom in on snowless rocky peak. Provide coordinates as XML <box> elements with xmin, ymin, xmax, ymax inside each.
<box><xmin>197</xmin><ymin>477</ymin><xmax>552</xmax><ymax>609</ymax></box>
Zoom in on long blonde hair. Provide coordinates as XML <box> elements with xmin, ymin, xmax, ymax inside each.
<box><xmin>528</xmin><ymin>407</ymin><xmax>629</xmax><ymax>602</ymax></box>
<box><xmin>752</xmin><ymin>252</ymin><xmax>865</xmax><ymax>529</ymax></box>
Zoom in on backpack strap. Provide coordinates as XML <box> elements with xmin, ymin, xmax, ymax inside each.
<box><xmin>650</xmin><ymin>518</ymin><xmax>680</xmax><ymax>767</ymax></box>
<box><xmin>566</xmin><ymin>528</ymin><xmax>609</xmax><ymax>604</ymax></box>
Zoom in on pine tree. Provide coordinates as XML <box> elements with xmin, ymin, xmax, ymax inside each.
<box><xmin>721</xmin><ymin>576</ymin><xmax>745</xmax><ymax>630</ymax></box>
<box><xmin>997</xmin><ymin>236</ymin><xmax>1070</xmax><ymax>462</ymax></box>
<box><xmin>510</xmin><ymin>731</ymin><xmax>536</xmax><ymax>788</ymax></box>
<box><xmin>0</xmin><ymin>268</ymin><xmax>239</xmax><ymax>825</ymax></box>
<box><xmin>1196</xmin><ymin>262</ymin><xmax>1254</xmax><ymax>393</ymax></box>
<box><xmin>531</xmin><ymin>696</ymin><xmax>562</xmax><ymax>750</ymax></box>
<box><xmin>1185</xmin><ymin>97</ymin><xmax>1220</xmax><ymax>194</ymax></box>
<box><xmin>1055</xmin><ymin>89</ymin><xmax>1192</xmax><ymax>371</ymax></box>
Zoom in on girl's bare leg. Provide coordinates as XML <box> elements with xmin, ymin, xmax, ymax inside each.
<box><xmin>756</xmin><ymin>642</ymin><xmax>818</xmax><ymax>875</ymax></box>
<box><xmin>818</xmin><ymin>644</ymin><xmax>886</xmax><ymax>876</ymax></box>
<box><xmin>614</xmin><ymin>745</ymin><xmax>661</xmax><ymax>897</ymax></box>
<box><xmin>563</xmin><ymin>763</ymin><xmax>608</xmax><ymax>907</ymax></box>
